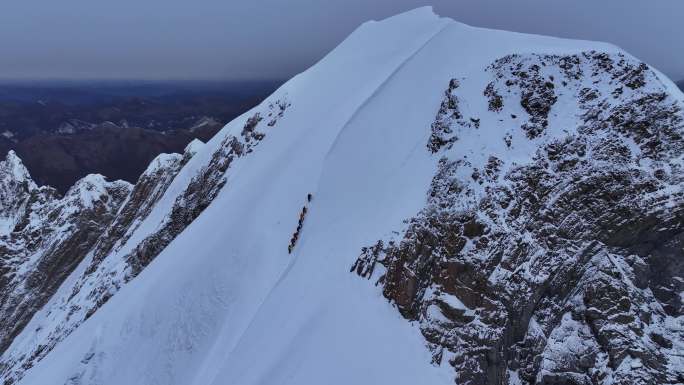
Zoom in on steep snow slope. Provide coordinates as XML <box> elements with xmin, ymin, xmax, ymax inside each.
<box><xmin>9</xmin><ymin>7</ymin><xmax>683</xmax><ymax>385</ymax></box>
<box><xmin>12</xmin><ymin>8</ymin><xmax>454</xmax><ymax>385</ymax></box>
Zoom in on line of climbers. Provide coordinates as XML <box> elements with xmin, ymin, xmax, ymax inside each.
<box><xmin>288</xmin><ymin>193</ymin><xmax>313</xmax><ymax>254</ymax></box>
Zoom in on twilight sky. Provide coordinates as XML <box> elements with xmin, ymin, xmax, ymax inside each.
<box><xmin>1</xmin><ymin>0</ymin><xmax>682</xmax><ymax>81</ymax></box>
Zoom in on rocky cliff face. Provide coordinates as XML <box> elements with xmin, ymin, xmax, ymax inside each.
<box><xmin>353</xmin><ymin>51</ymin><xmax>683</xmax><ymax>384</ymax></box>
<box><xmin>0</xmin><ymin>154</ymin><xmax>131</xmax><ymax>358</ymax></box>
<box><xmin>0</xmin><ymin>152</ymin><xmax>38</xmax><ymax>235</ymax></box>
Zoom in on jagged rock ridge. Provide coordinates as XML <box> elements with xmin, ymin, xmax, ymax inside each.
<box><xmin>0</xmin><ymin>96</ymin><xmax>290</xmax><ymax>384</ymax></box>
<box><xmin>0</xmin><ymin>154</ymin><xmax>132</xmax><ymax>358</ymax></box>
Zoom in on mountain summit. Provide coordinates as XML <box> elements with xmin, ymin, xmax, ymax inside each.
<box><xmin>1</xmin><ymin>8</ymin><xmax>682</xmax><ymax>385</ymax></box>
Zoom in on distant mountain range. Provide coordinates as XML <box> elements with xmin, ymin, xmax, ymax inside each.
<box><xmin>1</xmin><ymin>122</ymin><xmax>218</xmax><ymax>192</ymax></box>
<box><xmin>677</xmin><ymin>79</ymin><xmax>684</xmax><ymax>91</ymax></box>
<box><xmin>0</xmin><ymin>80</ymin><xmax>280</xmax><ymax>191</ymax></box>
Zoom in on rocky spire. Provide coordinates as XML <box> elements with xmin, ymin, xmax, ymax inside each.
<box><xmin>0</xmin><ymin>151</ymin><xmax>37</xmax><ymax>234</ymax></box>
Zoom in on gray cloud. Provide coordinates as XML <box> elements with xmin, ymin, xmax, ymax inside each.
<box><xmin>0</xmin><ymin>0</ymin><xmax>682</xmax><ymax>81</ymax></box>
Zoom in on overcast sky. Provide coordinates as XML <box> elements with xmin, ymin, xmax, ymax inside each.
<box><xmin>1</xmin><ymin>0</ymin><xmax>682</xmax><ymax>81</ymax></box>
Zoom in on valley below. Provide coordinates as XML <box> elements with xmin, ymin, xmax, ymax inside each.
<box><xmin>0</xmin><ymin>80</ymin><xmax>280</xmax><ymax>191</ymax></box>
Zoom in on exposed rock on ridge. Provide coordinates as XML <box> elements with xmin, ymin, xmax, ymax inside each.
<box><xmin>354</xmin><ymin>51</ymin><xmax>684</xmax><ymax>384</ymax></box>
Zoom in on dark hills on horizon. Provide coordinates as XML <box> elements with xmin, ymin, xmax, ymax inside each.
<box><xmin>0</xmin><ymin>80</ymin><xmax>281</xmax><ymax>192</ymax></box>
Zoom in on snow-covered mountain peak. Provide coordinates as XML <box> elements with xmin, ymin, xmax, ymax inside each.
<box><xmin>0</xmin><ymin>154</ymin><xmax>133</xmax><ymax>363</ymax></box>
<box><xmin>142</xmin><ymin>152</ymin><xmax>184</xmax><ymax>176</ymax></box>
<box><xmin>0</xmin><ymin>151</ymin><xmax>38</xmax><ymax>235</ymax></box>
<box><xmin>184</xmin><ymin>138</ymin><xmax>204</xmax><ymax>155</ymax></box>
<box><xmin>183</xmin><ymin>138</ymin><xmax>205</xmax><ymax>160</ymax></box>
<box><xmin>0</xmin><ymin>150</ymin><xmax>35</xmax><ymax>187</ymax></box>
<box><xmin>62</xmin><ymin>174</ymin><xmax>132</xmax><ymax>211</ymax></box>
<box><xmin>1</xmin><ymin>8</ymin><xmax>682</xmax><ymax>385</ymax></box>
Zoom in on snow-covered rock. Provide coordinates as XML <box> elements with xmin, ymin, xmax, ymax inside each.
<box><xmin>0</xmin><ymin>153</ymin><xmax>131</xmax><ymax>361</ymax></box>
<box><xmin>353</xmin><ymin>49</ymin><xmax>684</xmax><ymax>384</ymax></box>
<box><xmin>0</xmin><ymin>151</ymin><xmax>37</xmax><ymax>235</ymax></box>
<box><xmin>182</xmin><ymin>139</ymin><xmax>205</xmax><ymax>162</ymax></box>
<box><xmin>56</xmin><ymin>119</ymin><xmax>96</xmax><ymax>135</ymax></box>
<box><xmin>1</xmin><ymin>131</ymin><xmax>16</xmax><ymax>141</ymax></box>
<box><xmin>0</xmin><ymin>7</ymin><xmax>682</xmax><ymax>385</ymax></box>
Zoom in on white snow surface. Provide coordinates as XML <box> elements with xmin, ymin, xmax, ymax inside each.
<box><xmin>183</xmin><ymin>138</ymin><xmax>205</xmax><ymax>157</ymax></box>
<box><xmin>13</xmin><ymin>7</ymin><xmax>661</xmax><ymax>385</ymax></box>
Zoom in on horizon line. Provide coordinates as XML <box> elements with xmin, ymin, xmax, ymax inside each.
<box><xmin>0</xmin><ymin>77</ymin><xmax>286</xmax><ymax>84</ymax></box>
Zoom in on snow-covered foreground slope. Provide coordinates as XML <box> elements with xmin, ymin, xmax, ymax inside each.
<box><xmin>4</xmin><ymin>7</ymin><xmax>683</xmax><ymax>385</ymax></box>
